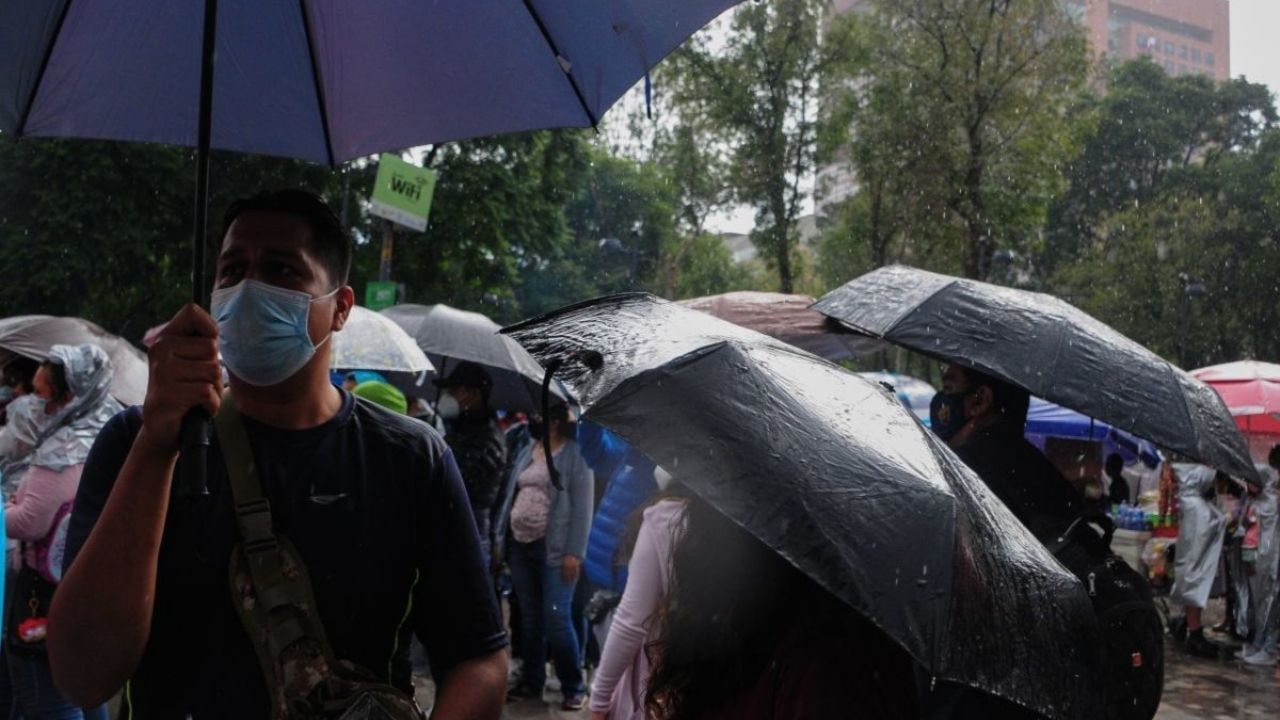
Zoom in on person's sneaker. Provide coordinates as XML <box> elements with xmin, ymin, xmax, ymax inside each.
<box><xmin>1186</xmin><ymin>630</ymin><xmax>1222</xmax><ymax>659</ymax></box>
<box><xmin>506</xmin><ymin>684</ymin><xmax>542</xmax><ymax>703</ymax></box>
<box><xmin>1242</xmin><ymin>650</ymin><xmax>1277</xmax><ymax>667</ymax></box>
<box><xmin>562</xmin><ymin>693</ymin><xmax>587</xmax><ymax>711</ymax></box>
<box><xmin>1235</xmin><ymin>647</ymin><xmax>1254</xmax><ymax>661</ymax></box>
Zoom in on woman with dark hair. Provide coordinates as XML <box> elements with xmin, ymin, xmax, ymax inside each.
<box><xmin>589</xmin><ymin>471</ymin><xmax>682</xmax><ymax>720</ymax></box>
<box><xmin>499</xmin><ymin>405</ymin><xmax>595</xmax><ymax>710</ymax></box>
<box><xmin>644</xmin><ymin>495</ymin><xmax>918</xmax><ymax>720</ymax></box>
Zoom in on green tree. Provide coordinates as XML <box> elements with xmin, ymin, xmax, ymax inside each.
<box><xmin>1045</xmin><ymin>59</ymin><xmax>1277</xmax><ymax>272</ymax></box>
<box><xmin>354</xmin><ymin>130</ymin><xmax>590</xmax><ymax>321</ymax></box>
<box><xmin>666</xmin><ymin>0</ymin><xmax>861</xmax><ymax>293</ymax></box>
<box><xmin>0</xmin><ymin>138</ymin><xmax>344</xmax><ymax>341</ymax></box>
<box><xmin>845</xmin><ymin>0</ymin><xmax>1089</xmax><ymax>280</ymax></box>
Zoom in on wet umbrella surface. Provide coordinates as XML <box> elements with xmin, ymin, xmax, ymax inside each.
<box><xmin>0</xmin><ymin>315</ymin><xmax>148</xmax><ymax>406</ymax></box>
<box><xmin>814</xmin><ymin>265</ymin><xmax>1257</xmax><ymax>484</ymax></box>
<box><xmin>383</xmin><ymin>303</ymin><xmax>567</xmax><ymax>414</ymax></box>
<box><xmin>504</xmin><ymin>293</ymin><xmax>1106</xmax><ymax>720</ymax></box>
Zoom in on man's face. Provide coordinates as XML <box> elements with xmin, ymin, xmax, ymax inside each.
<box><xmin>32</xmin><ymin>366</ymin><xmax>56</xmax><ymax>401</ymax></box>
<box><xmin>940</xmin><ymin>364</ymin><xmax>972</xmax><ymax>395</ymax></box>
<box><xmin>214</xmin><ymin>210</ymin><xmax>350</xmax><ymax>347</ymax></box>
<box><xmin>448</xmin><ymin>385</ymin><xmax>483</xmax><ymax>411</ymax></box>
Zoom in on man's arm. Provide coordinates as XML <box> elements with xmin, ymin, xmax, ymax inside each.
<box><xmin>429</xmin><ymin>650</ymin><xmax>507</xmax><ymax>720</ymax></box>
<box><xmin>48</xmin><ymin>305</ymin><xmax>222</xmax><ymax>706</ymax></box>
<box><xmin>417</xmin><ymin>450</ymin><xmax>509</xmax><ymax>718</ymax></box>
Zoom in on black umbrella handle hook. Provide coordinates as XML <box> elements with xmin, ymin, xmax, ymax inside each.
<box><xmin>540</xmin><ymin>350</ymin><xmax>602</xmax><ymax>491</ymax></box>
<box><xmin>542</xmin><ymin>358</ymin><xmax>565</xmax><ymax>491</ymax></box>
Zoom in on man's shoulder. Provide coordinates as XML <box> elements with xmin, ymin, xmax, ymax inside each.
<box><xmin>349</xmin><ymin>396</ymin><xmax>448</xmax><ymax>456</ymax></box>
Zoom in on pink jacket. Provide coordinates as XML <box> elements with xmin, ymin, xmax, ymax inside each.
<box><xmin>589</xmin><ymin>498</ymin><xmax>686</xmax><ymax>718</ymax></box>
<box><xmin>6</xmin><ymin>464</ymin><xmax>82</xmax><ymax>569</ymax></box>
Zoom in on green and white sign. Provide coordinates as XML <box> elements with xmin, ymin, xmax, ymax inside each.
<box><xmin>365</xmin><ymin>280</ymin><xmax>399</xmax><ymax>311</ymax></box>
<box><xmin>370</xmin><ymin>153</ymin><xmax>437</xmax><ymax>232</ymax></box>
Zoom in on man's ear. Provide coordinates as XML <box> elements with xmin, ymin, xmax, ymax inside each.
<box><xmin>331</xmin><ymin>286</ymin><xmax>355</xmax><ymax>332</ymax></box>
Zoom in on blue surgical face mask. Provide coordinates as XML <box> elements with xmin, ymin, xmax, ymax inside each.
<box><xmin>0</xmin><ymin>386</ymin><xmax>12</xmax><ymax>404</ymax></box>
<box><xmin>211</xmin><ymin>280</ymin><xmax>339</xmax><ymax>387</ymax></box>
<box><xmin>929</xmin><ymin>391</ymin><xmax>971</xmax><ymax>441</ymax></box>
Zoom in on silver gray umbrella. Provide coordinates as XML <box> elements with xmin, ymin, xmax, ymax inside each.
<box><xmin>381</xmin><ymin>303</ymin><xmax>567</xmax><ymax>413</ymax></box>
<box><xmin>0</xmin><ymin>315</ymin><xmax>147</xmax><ymax>406</ymax></box>
<box><xmin>813</xmin><ymin>265</ymin><xmax>1257</xmax><ymax>483</ymax></box>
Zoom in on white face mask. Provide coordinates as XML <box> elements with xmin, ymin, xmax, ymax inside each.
<box><xmin>211</xmin><ymin>280</ymin><xmax>339</xmax><ymax>387</ymax></box>
<box><xmin>436</xmin><ymin>393</ymin><xmax>461</xmax><ymax>421</ymax></box>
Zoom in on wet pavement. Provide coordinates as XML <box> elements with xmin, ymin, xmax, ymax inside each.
<box><xmin>480</xmin><ymin>631</ymin><xmax>1280</xmax><ymax>720</ymax></box>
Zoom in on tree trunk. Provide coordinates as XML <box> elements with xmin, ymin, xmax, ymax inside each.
<box><xmin>770</xmin><ymin>188</ymin><xmax>794</xmax><ymax>293</ymax></box>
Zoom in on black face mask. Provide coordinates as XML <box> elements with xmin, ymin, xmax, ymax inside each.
<box><xmin>929</xmin><ymin>391</ymin><xmax>970</xmax><ymax>441</ymax></box>
<box><xmin>527</xmin><ymin>419</ymin><xmax>545</xmax><ymax>440</ymax></box>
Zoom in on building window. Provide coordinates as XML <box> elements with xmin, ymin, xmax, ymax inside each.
<box><xmin>1164</xmin><ymin>60</ymin><xmax>1174</xmax><ymax>73</ymax></box>
<box><xmin>1179</xmin><ymin>45</ymin><xmax>1188</xmax><ymax>59</ymax></box>
<box><xmin>1164</xmin><ymin>41</ymin><xmax>1174</xmax><ymax>55</ymax></box>
<box><xmin>1191</xmin><ymin>48</ymin><xmax>1202</xmax><ymax>63</ymax></box>
<box><xmin>1206</xmin><ymin>52</ymin><xmax>1215</xmax><ymax>67</ymax></box>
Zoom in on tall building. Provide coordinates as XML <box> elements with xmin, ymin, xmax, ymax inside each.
<box><xmin>1070</xmin><ymin>0</ymin><xmax>1230</xmax><ymax>80</ymax></box>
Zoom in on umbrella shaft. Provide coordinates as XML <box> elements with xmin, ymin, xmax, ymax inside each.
<box><xmin>192</xmin><ymin>0</ymin><xmax>219</xmax><ymax>306</ymax></box>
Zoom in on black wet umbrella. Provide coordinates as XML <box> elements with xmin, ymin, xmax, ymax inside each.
<box><xmin>814</xmin><ymin>265</ymin><xmax>1258</xmax><ymax>484</ymax></box>
<box><xmin>503</xmin><ymin>293</ymin><xmax>1105</xmax><ymax>720</ymax></box>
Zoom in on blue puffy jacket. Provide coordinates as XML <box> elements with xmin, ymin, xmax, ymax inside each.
<box><xmin>577</xmin><ymin>421</ymin><xmax>657</xmax><ymax>592</ymax></box>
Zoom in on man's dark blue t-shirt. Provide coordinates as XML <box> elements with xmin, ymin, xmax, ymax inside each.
<box><xmin>64</xmin><ymin>392</ymin><xmax>508</xmax><ymax>719</ymax></box>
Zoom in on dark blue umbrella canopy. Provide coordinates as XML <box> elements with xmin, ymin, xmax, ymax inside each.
<box><xmin>0</xmin><ymin>0</ymin><xmax>740</xmax><ymax>163</ymax></box>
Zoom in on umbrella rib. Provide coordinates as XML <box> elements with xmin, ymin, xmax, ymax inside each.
<box><xmin>297</xmin><ymin>0</ymin><xmax>336</xmax><ymax>166</ymax></box>
<box><xmin>16</xmin><ymin>0</ymin><xmax>78</xmax><ymax>135</ymax></box>
<box><xmin>518</xmin><ymin>0</ymin><xmax>599</xmax><ymax>129</ymax></box>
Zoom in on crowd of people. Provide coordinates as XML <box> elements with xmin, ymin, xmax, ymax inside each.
<box><xmin>0</xmin><ymin>189</ymin><xmax>1273</xmax><ymax>720</ymax></box>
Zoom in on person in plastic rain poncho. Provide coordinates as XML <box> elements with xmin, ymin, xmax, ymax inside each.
<box><xmin>1169</xmin><ymin>464</ymin><xmax>1227</xmax><ymax>658</ymax></box>
<box><xmin>1236</xmin><ymin>454</ymin><xmax>1279</xmax><ymax>666</ymax></box>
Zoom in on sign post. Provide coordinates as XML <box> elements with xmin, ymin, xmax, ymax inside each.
<box><xmin>368</xmin><ymin>153</ymin><xmax>437</xmax><ymax>304</ymax></box>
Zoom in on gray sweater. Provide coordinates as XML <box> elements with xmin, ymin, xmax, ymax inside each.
<box><xmin>496</xmin><ymin>438</ymin><xmax>594</xmax><ymax>566</ymax></box>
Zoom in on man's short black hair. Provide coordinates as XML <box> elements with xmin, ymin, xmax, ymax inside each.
<box><xmin>221</xmin><ymin>189</ymin><xmax>350</xmax><ymax>288</ymax></box>
<box><xmin>1270</xmin><ymin>444</ymin><xmax>1280</xmax><ymax>470</ymax></box>
<box><xmin>1105</xmin><ymin>453</ymin><xmax>1124</xmax><ymax>476</ymax></box>
<box><xmin>958</xmin><ymin>366</ymin><xmax>1031</xmax><ymax>428</ymax></box>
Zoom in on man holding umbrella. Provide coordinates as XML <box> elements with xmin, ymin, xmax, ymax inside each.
<box><xmin>47</xmin><ymin>190</ymin><xmax>508</xmax><ymax>718</ymax></box>
<box><xmin>931</xmin><ymin>364</ymin><xmax>1082</xmax><ymax>537</ymax></box>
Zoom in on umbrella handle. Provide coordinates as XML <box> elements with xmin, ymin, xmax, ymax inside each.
<box><xmin>540</xmin><ymin>350</ymin><xmax>603</xmax><ymax>492</ymax></box>
<box><xmin>175</xmin><ymin>410</ymin><xmax>212</xmax><ymax>497</ymax></box>
<box><xmin>542</xmin><ymin>359</ymin><xmax>565</xmax><ymax>492</ymax></box>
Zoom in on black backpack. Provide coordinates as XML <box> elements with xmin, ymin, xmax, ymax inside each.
<box><xmin>1047</xmin><ymin>514</ymin><xmax>1164</xmax><ymax>720</ymax></box>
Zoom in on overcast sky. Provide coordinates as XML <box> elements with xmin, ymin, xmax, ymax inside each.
<box><xmin>1230</xmin><ymin>0</ymin><xmax>1280</xmax><ymax>98</ymax></box>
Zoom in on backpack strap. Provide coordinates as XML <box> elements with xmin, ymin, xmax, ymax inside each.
<box><xmin>216</xmin><ymin>395</ymin><xmax>318</xmax><ymax>628</ymax></box>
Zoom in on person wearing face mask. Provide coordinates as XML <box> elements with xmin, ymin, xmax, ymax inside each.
<box><xmin>48</xmin><ymin>190</ymin><xmax>508</xmax><ymax>720</ymax></box>
<box><xmin>5</xmin><ymin>344</ymin><xmax>118</xmax><ymax>720</ymax></box>
<box><xmin>435</xmin><ymin>362</ymin><xmax>506</xmax><ymax>571</ymax></box>
<box><xmin>496</xmin><ymin>405</ymin><xmax>594</xmax><ymax>711</ymax></box>
<box><xmin>929</xmin><ymin>364</ymin><xmax>1081</xmax><ymax>538</ymax></box>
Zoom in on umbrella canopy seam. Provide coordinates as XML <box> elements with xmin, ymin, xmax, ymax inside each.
<box><xmin>296</xmin><ymin>0</ymin><xmax>335</xmax><ymax>167</ymax></box>
<box><xmin>16</xmin><ymin>0</ymin><xmax>76</xmax><ymax>135</ymax></box>
<box><xmin>518</xmin><ymin>0</ymin><xmax>598</xmax><ymax>128</ymax></box>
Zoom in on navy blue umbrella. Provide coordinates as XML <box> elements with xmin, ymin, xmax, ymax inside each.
<box><xmin>0</xmin><ymin>0</ymin><xmax>742</xmax><ymax>492</ymax></box>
